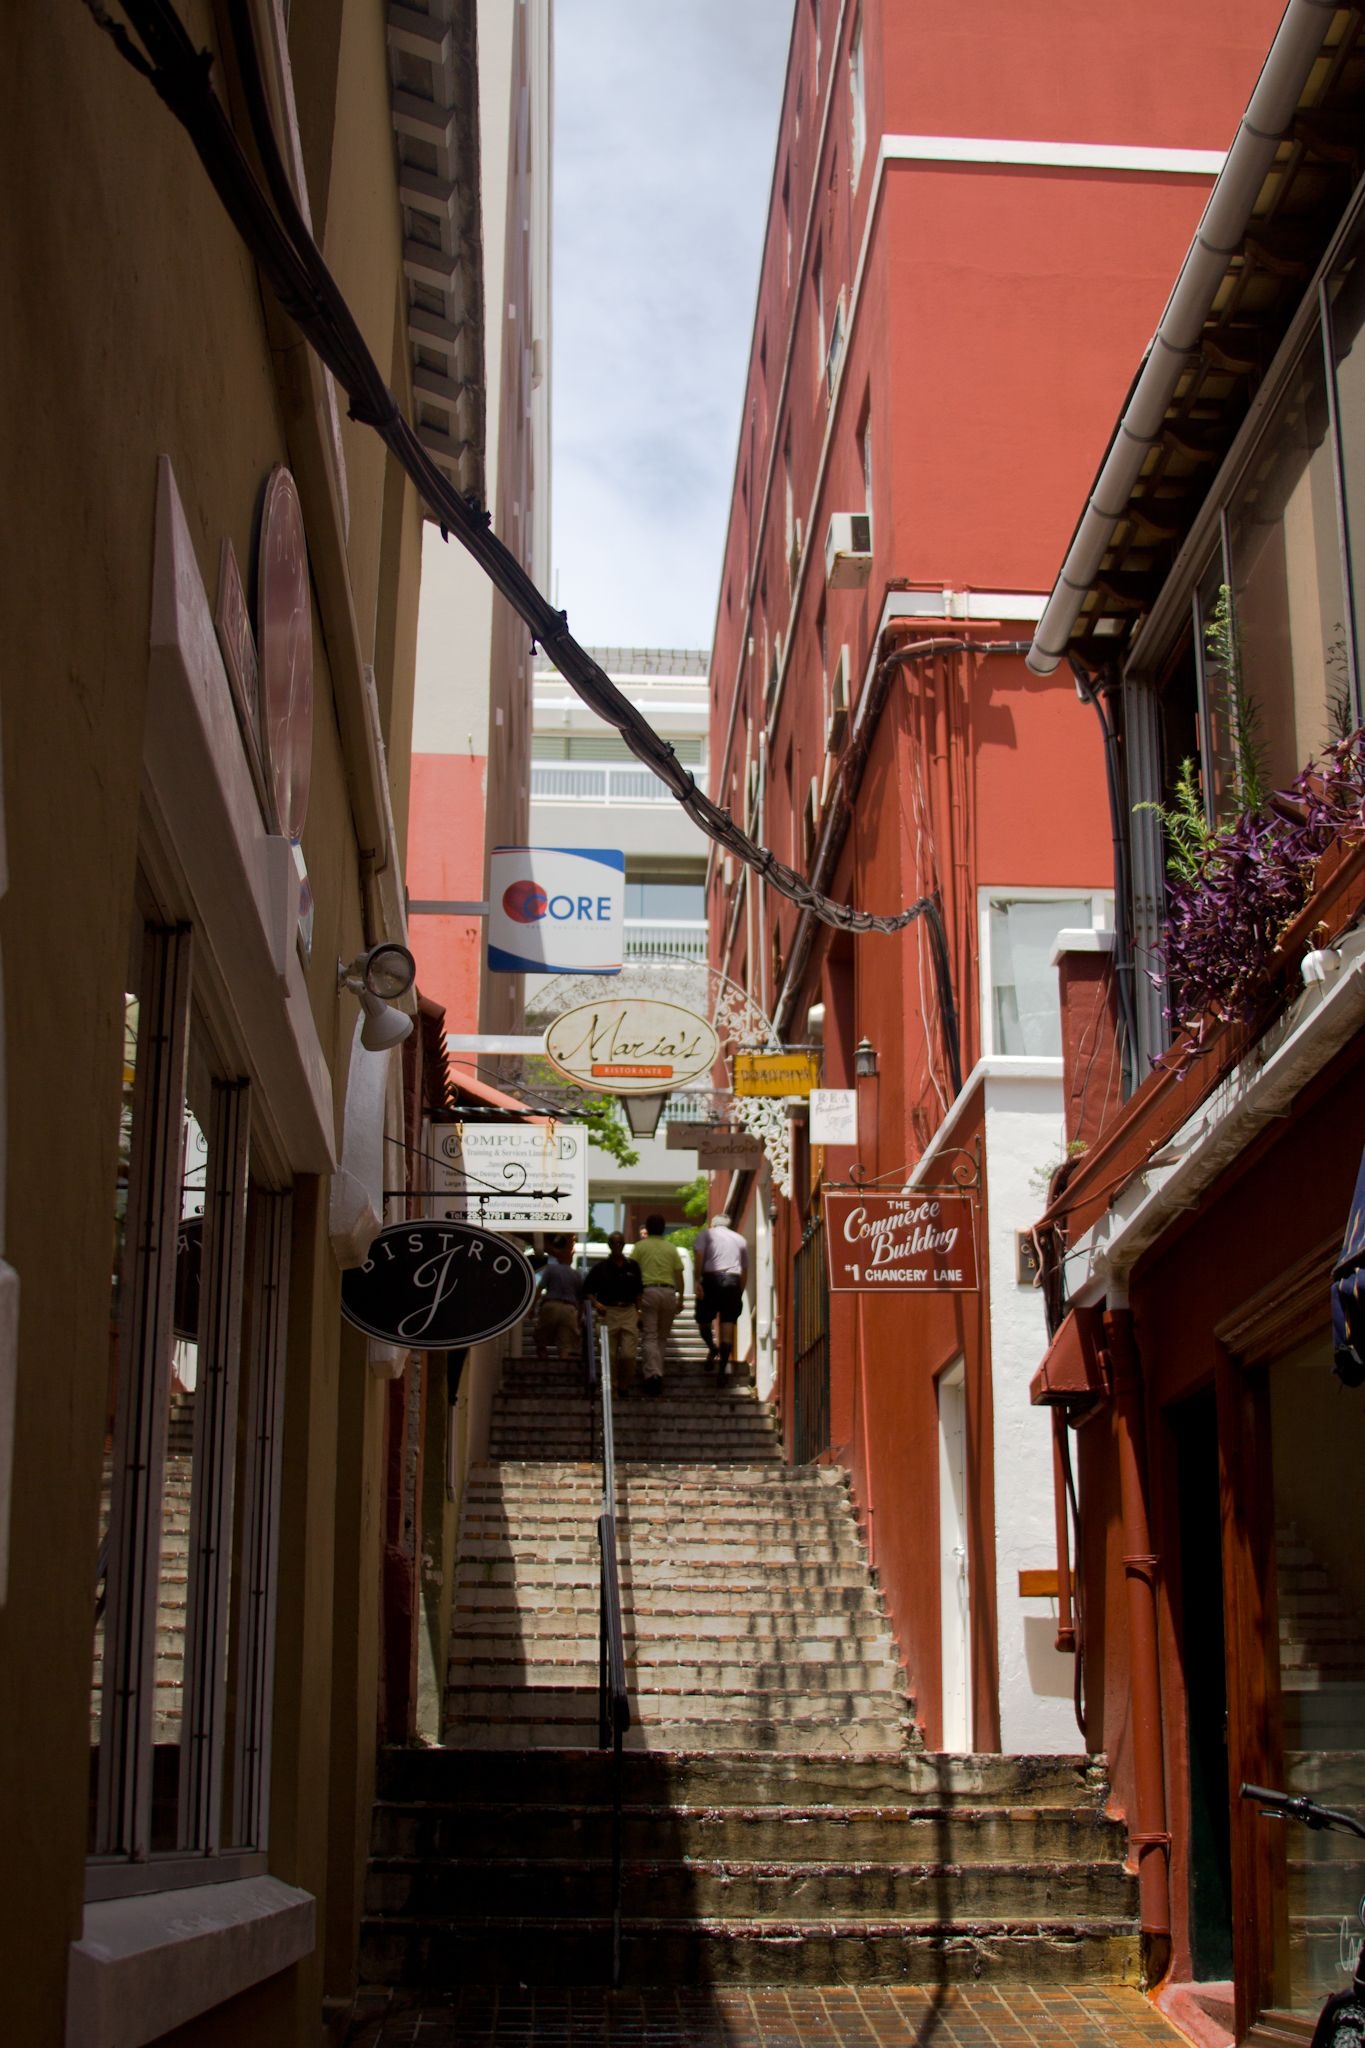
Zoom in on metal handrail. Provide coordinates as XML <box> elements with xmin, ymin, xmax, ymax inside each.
<box><xmin>594</xmin><ymin>1314</ymin><xmax>631</xmax><ymax>1987</ymax></box>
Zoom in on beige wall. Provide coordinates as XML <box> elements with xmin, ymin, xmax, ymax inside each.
<box><xmin>0</xmin><ymin>2</ymin><xmax>430</xmax><ymax>2041</ymax></box>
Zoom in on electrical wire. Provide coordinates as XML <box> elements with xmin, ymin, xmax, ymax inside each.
<box><xmin>81</xmin><ymin>0</ymin><xmax>934</xmax><ymax>939</ymax></box>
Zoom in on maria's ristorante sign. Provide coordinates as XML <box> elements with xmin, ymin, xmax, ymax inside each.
<box><xmin>340</xmin><ymin>1222</ymin><xmax>535</xmax><ymax>1350</ymax></box>
<box><xmin>543</xmin><ymin>998</ymin><xmax>719</xmax><ymax>1094</ymax></box>
<box><xmin>824</xmin><ymin>1192</ymin><xmax>978</xmax><ymax>1293</ymax></box>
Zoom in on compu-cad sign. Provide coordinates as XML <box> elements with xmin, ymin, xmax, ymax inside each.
<box><xmin>487</xmin><ymin>846</ymin><xmax>625</xmax><ymax>974</ymax></box>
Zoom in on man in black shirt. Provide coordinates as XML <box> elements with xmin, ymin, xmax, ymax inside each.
<box><xmin>584</xmin><ymin>1233</ymin><xmax>644</xmax><ymax>1397</ymax></box>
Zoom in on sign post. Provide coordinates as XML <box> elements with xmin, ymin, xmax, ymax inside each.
<box><xmin>430</xmin><ymin>1120</ymin><xmax>588</xmax><ymax>1233</ymax></box>
<box><xmin>488</xmin><ymin>846</ymin><xmax>625</xmax><ymax>974</ymax></box>
<box><xmin>823</xmin><ymin>1191</ymin><xmax>978</xmax><ymax>1293</ymax></box>
<box><xmin>340</xmin><ymin>1221</ymin><xmax>535</xmax><ymax>1349</ymax></box>
<box><xmin>733</xmin><ymin>1050</ymin><xmax>820</xmax><ymax>1098</ymax></box>
<box><xmin>543</xmin><ymin>998</ymin><xmax>719</xmax><ymax>1094</ymax></box>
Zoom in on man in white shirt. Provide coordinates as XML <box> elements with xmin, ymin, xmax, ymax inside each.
<box><xmin>693</xmin><ymin>1214</ymin><xmax>748</xmax><ymax>1378</ymax></box>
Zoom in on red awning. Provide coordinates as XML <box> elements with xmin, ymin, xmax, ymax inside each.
<box><xmin>445</xmin><ymin>1057</ymin><xmax>540</xmax><ymax>1118</ymax></box>
<box><xmin>1029</xmin><ymin>1305</ymin><xmax>1107</xmax><ymax>1408</ymax></box>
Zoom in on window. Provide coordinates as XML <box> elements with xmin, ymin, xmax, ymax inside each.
<box><xmin>850</xmin><ymin>15</ymin><xmax>866</xmax><ymax>182</ymax></box>
<box><xmin>89</xmin><ymin>915</ymin><xmax>289</xmax><ymax>1891</ymax></box>
<box><xmin>812</xmin><ymin>245</ymin><xmax>825</xmax><ymax>387</ymax></box>
<box><xmin>861</xmin><ymin>398</ymin><xmax>874</xmax><ymax>537</ymax></box>
<box><xmin>781</xmin><ymin>164</ymin><xmax>792</xmax><ymax>287</ymax></box>
<box><xmin>810</xmin><ymin>0</ymin><xmax>821</xmax><ymax>89</ymax></box>
<box><xmin>981</xmin><ymin>892</ymin><xmax>1109</xmax><ymax>1057</ymax></box>
<box><xmin>625</xmin><ymin>879</ymin><xmax>706</xmax><ymax>921</ymax></box>
<box><xmin>825</xmin><ymin>290</ymin><xmax>847</xmax><ymax>398</ymax></box>
<box><xmin>1227</xmin><ymin>334</ymin><xmax>1347</xmax><ymax>792</ymax></box>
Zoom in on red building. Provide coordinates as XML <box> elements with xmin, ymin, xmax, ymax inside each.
<box><xmin>1027</xmin><ymin>6</ymin><xmax>1365</xmax><ymax>2032</ymax></box>
<box><xmin>708</xmin><ymin>0</ymin><xmax>1283</xmax><ymax>1763</ymax></box>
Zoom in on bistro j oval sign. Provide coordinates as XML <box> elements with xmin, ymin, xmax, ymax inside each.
<box><xmin>340</xmin><ymin>1222</ymin><xmax>535</xmax><ymax>1350</ymax></box>
<box><xmin>543</xmin><ymin>997</ymin><xmax>720</xmax><ymax>1095</ymax></box>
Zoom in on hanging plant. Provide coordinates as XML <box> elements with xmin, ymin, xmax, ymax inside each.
<box><xmin>1152</xmin><ymin>728</ymin><xmax>1365</xmax><ymax>1045</ymax></box>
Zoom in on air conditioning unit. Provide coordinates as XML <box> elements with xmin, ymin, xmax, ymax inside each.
<box><xmin>824</xmin><ymin>643</ymin><xmax>851</xmax><ymax>754</ymax></box>
<box><xmin>825</xmin><ymin>511</ymin><xmax>872</xmax><ymax>589</ymax></box>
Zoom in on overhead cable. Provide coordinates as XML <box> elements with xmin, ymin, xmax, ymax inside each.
<box><xmin>81</xmin><ymin>0</ymin><xmax>934</xmax><ymax>938</ymax></box>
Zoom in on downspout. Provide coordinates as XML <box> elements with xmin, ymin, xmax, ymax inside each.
<box><xmin>774</xmin><ymin>633</ymin><xmax>1029</xmax><ymax>1070</ymax></box>
<box><xmin>1028</xmin><ymin>0</ymin><xmax>1341</xmax><ymax>677</ymax></box>
<box><xmin>1104</xmin><ymin>1306</ymin><xmax>1172</xmax><ymax>1963</ymax></box>
<box><xmin>1051</xmin><ymin>1407</ymin><xmax>1076</xmax><ymax>1654</ymax></box>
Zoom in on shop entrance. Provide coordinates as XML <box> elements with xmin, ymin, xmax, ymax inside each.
<box><xmin>1172</xmin><ymin>1387</ymin><xmax>1234</xmax><ymax>1982</ymax></box>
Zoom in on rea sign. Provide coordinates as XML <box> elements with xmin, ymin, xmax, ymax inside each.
<box><xmin>824</xmin><ymin>1191</ymin><xmax>978</xmax><ymax>1293</ymax></box>
<box><xmin>488</xmin><ymin>846</ymin><xmax>624</xmax><ymax>974</ymax></box>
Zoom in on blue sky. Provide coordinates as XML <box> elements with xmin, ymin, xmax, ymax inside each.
<box><xmin>551</xmin><ymin>0</ymin><xmax>793</xmax><ymax>653</ymax></box>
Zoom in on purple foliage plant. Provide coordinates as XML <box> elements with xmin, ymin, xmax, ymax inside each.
<box><xmin>1153</xmin><ymin>728</ymin><xmax>1365</xmax><ymax>1047</ymax></box>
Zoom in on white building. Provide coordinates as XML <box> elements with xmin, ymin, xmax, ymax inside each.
<box><xmin>528</xmin><ymin>646</ymin><xmax>710</xmax><ymax>1234</ymax></box>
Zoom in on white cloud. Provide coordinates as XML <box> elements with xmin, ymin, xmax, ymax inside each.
<box><xmin>551</xmin><ymin>0</ymin><xmax>793</xmax><ymax>651</ymax></box>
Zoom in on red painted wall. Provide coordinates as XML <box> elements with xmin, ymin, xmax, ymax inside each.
<box><xmin>407</xmin><ymin>750</ymin><xmax>488</xmax><ymax>1033</ymax></box>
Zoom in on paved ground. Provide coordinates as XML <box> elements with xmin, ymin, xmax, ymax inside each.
<box><xmin>346</xmin><ymin>1985</ymin><xmax>1183</xmax><ymax>2046</ymax></box>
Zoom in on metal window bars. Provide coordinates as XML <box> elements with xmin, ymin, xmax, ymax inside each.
<box><xmin>583</xmin><ymin>1298</ymin><xmax>631</xmax><ymax>1987</ymax></box>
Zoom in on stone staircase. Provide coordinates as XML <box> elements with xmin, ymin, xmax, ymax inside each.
<box><xmin>362</xmin><ymin>1747</ymin><xmax>1137</xmax><ymax>1989</ymax></box>
<box><xmin>451</xmin><ymin>1327</ymin><xmax>906</xmax><ymax>1752</ymax></box>
<box><xmin>358</xmin><ymin>1323</ymin><xmax>1140</xmax><ymax>1990</ymax></box>
<box><xmin>91</xmin><ymin>1389</ymin><xmax>195</xmax><ymax>1743</ymax></box>
<box><xmin>1277</xmin><ymin>1526</ymin><xmax>1365</xmax><ymax>1998</ymax></box>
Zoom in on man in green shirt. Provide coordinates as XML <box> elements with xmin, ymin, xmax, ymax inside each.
<box><xmin>628</xmin><ymin>1213</ymin><xmax>683</xmax><ymax>1395</ymax></box>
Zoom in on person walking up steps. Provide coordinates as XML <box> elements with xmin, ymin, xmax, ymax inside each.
<box><xmin>628</xmin><ymin>1214</ymin><xmax>683</xmax><ymax>1396</ymax></box>
<box><xmin>583</xmin><ymin>1232</ymin><xmax>643</xmax><ymax>1397</ymax></box>
<box><xmin>694</xmin><ymin>1212</ymin><xmax>748</xmax><ymax>1377</ymax></box>
<box><xmin>534</xmin><ymin>1237</ymin><xmax>582</xmax><ymax>1361</ymax></box>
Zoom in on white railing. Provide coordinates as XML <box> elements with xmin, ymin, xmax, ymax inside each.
<box><xmin>531</xmin><ymin>762</ymin><xmax>707</xmax><ymax>805</ymax></box>
<box><xmin>623</xmin><ymin>919</ymin><xmax>709</xmax><ymax>961</ymax></box>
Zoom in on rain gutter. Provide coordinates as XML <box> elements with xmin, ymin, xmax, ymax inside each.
<box><xmin>1027</xmin><ymin>0</ymin><xmax>1341</xmax><ymax>677</ymax></box>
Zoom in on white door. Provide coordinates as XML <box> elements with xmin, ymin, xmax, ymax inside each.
<box><xmin>938</xmin><ymin>1360</ymin><xmax>972</xmax><ymax>1750</ymax></box>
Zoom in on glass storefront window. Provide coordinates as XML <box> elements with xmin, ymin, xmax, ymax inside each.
<box><xmin>1267</xmin><ymin>1334</ymin><xmax>1365</xmax><ymax>2016</ymax></box>
<box><xmin>89</xmin><ymin>914</ymin><xmax>288</xmax><ymax>1884</ymax></box>
<box><xmin>1228</xmin><ymin>334</ymin><xmax>1349</xmax><ymax>795</ymax></box>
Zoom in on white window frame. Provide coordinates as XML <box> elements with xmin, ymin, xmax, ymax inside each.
<box><xmin>977</xmin><ymin>888</ymin><xmax>1112</xmax><ymax>1059</ymax></box>
<box><xmin>850</xmin><ymin>14</ymin><xmax>867</xmax><ymax>185</ymax></box>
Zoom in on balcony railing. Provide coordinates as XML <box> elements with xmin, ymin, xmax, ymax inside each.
<box><xmin>623</xmin><ymin>919</ymin><xmax>709</xmax><ymax>962</ymax></box>
<box><xmin>531</xmin><ymin>762</ymin><xmax>707</xmax><ymax>805</ymax></box>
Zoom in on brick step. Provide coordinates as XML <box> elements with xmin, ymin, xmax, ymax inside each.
<box><xmin>450</xmin><ymin>1619</ymin><xmax>898</xmax><ymax>1656</ymax></box>
<box><xmin>364</xmin><ymin>1854</ymin><xmax>1137</xmax><ymax>1923</ymax></box>
<box><xmin>455</xmin><ymin>1538</ymin><xmax>865</xmax><ymax>1567</ymax></box>
<box><xmin>450</xmin><ymin>1623</ymin><xmax>893</xmax><ymax>1658</ymax></box>
<box><xmin>376</xmin><ymin>1747</ymin><xmax>1102</xmax><ymax>1807</ymax></box>
<box><xmin>454</xmin><ymin>1584</ymin><xmax>887</xmax><ymax>1618</ymax></box>
<box><xmin>439</xmin><ymin>1717</ymin><xmax>912</xmax><ymax>1754</ymax></box>
<box><xmin>463</xmin><ymin>1490</ymin><xmax>849</xmax><ymax>1520</ymax></box>
<box><xmin>451</xmin><ymin>1561</ymin><xmax>881</xmax><ymax>1593</ymax></box>
<box><xmin>357</xmin><ymin>1913</ymin><xmax>1139</xmax><ymax>1989</ymax></box>
<box><xmin>446</xmin><ymin>1678</ymin><xmax>906</xmax><ymax>1719</ymax></box>
<box><xmin>1285</xmin><ymin>1751</ymin><xmax>1365</xmax><ymax>1801</ymax></box>
<box><xmin>373</xmin><ymin>1800</ymin><xmax>1123</xmax><ymax>1866</ymax></box>
<box><xmin>487</xmin><ymin>1444</ymin><xmax>782</xmax><ymax>1467</ymax></box>
<box><xmin>446</xmin><ymin>1655</ymin><xmax>904</xmax><ymax>1694</ymax></box>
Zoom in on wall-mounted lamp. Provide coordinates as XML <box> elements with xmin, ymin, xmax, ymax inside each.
<box><xmin>620</xmin><ymin>1092</ymin><xmax>668</xmax><ymax>1141</ymax></box>
<box><xmin>339</xmin><ymin>942</ymin><xmax>417</xmax><ymax>1051</ymax></box>
<box><xmin>854</xmin><ymin>1036</ymin><xmax>879</xmax><ymax>1080</ymax></box>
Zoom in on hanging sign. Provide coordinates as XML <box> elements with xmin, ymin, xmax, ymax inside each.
<box><xmin>340</xmin><ymin>1221</ymin><xmax>535</xmax><ymax>1349</ymax></box>
<box><xmin>810</xmin><ymin>1089</ymin><xmax>858</xmax><ymax>1147</ymax></box>
<box><xmin>824</xmin><ymin>1191</ymin><xmax>978</xmax><ymax>1293</ymax></box>
<box><xmin>430</xmin><ymin>1120</ymin><xmax>588</xmax><ymax>1232</ymax></box>
<box><xmin>693</xmin><ymin>1124</ymin><xmax>765</xmax><ymax>1172</ymax></box>
<box><xmin>544</xmin><ymin>998</ymin><xmax>719</xmax><ymax>1095</ymax></box>
<box><xmin>488</xmin><ymin>846</ymin><xmax>625</xmax><ymax>974</ymax></box>
<box><xmin>733</xmin><ymin>1050</ymin><xmax>820</xmax><ymax>1098</ymax></box>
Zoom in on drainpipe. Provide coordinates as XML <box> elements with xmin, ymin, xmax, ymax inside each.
<box><xmin>1051</xmin><ymin>1408</ymin><xmax>1076</xmax><ymax>1654</ymax></box>
<box><xmin>1104</xmin><ymin>1306</ymin><xmax>1172</xmax><ymax>1957</ymax></box>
